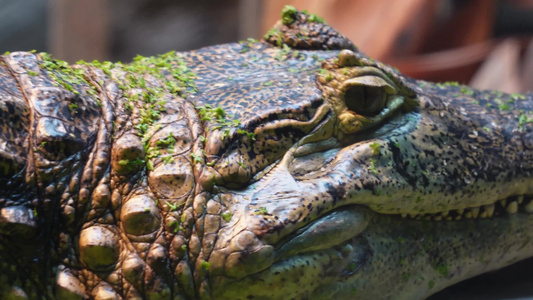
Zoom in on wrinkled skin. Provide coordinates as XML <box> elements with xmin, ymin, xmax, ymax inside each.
<box><xmin>0</xmin><ymin>9</ymin><xmax>532</xmax><ymax>300</ymax></box>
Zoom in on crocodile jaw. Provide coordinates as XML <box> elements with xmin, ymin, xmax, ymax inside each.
<box><xmin>313</xmin><ymin>212</ymin><xmax>533</xmax><ymax>300</ymax></box>
<box><xmin>211</xmin><ymin>199</ymin><xmax>533</xmax><ymax>299</ymax></box>
<box><xmin>207</xmin><ymin>144</ymin><xmax>533</xmax><ymax>299</ymax></box>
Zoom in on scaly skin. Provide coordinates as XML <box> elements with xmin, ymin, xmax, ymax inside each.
<box><xmin>0</xmin><ymin>7</ymin><xmax>532</xmax><ymax>300</ymax></box>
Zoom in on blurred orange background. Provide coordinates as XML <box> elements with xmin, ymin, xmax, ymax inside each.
<box><xmin>261</xmin><ymin>0</ymin><xmax>533</xmax><ymax>94</ymax></box>
<box><xmin>1</xmin><ymin>0</ymin><xmax>532</xmax><ymax>92</ymax></box>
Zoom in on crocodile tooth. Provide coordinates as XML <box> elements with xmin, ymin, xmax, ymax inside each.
<box><xmin>484</xmin><ymin>204</ymin><xmax>495</xmax><ymax>217</ymax></box>
<box><xmin>434</xmin><ymin>216</ymin><xmax>442</xmax><ymax>221</ymax></box>
<box><xmin>506</xmin><ymin>201</ymin><xmax>518</xmax><ymax>214</ymax></box>
<box><xmin>525</xmin><ymin>201</ymin><xmax>533</xmax><ymax>214</ymax></box>
<box><xmin>471</xmin><ymin>207</ymin><xmax>480</xmax><ymax>218</ymax></box>
<box><xmin>517</xmin><ymin>195</ymin><xmax>524</xmax><ymax>205</ymax></box>
<box><xmin>480</xmin><ymin>211</ymin><xmax>487</xmax><ymax>218</ymax></box>
<box><xmin>424</xmin><ymin>215</ymin><xmax>431</xmax><ymax>221</ymax></box>
<box><xmin>457</xmin><ymin>208</ymin><xmax>464</xmax><ymax>215</ymax></box>
<box><xmin>401</xmin><ymin>213</ymin><xmax>407</xmax><ymax>218</ymax></box>
<box><xmin>465</xmin><ymin>211</ymin><xmax>472</xmax><ymax>219</ymax></box>
<box><xmin>445</xmin><ymin>216</ymin><xmax>452</xmax><ymax>221</ymax></box>
<box><xmin>455</xmin><ymin>215</ymin><xmax>462</xmax><ymax>221</ymax></box>
<box><xmin>499</xmin><ymin>199</ymin><xmax>507</xmax><ymax>207</ymax></box>
<box><xmin>441</xmin><ymin>211</ymin><xmax>449</xmax><ymax>217</ymax></box>
<box><xmin>409</xmin><ymin>213</ymin><xmax>417</xmax><ymax>219</ymax></box>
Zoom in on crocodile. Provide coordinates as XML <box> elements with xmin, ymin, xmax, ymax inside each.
<box><xmin>0</xmin><ymin>6</ymin><xmax>532</xmax><ymax>300</ymax></box>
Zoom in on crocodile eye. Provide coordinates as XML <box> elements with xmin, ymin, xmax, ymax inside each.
<box><xmin>344</xmin><ymin>85</ymin><xmax>387</xmax><ymax>116</ymax></box>
<box><xmin>341</xmin><ymin>75</ymin><xmax>396</xmax><ymax>117</ymax></box>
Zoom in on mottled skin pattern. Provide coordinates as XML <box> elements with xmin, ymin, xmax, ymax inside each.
<box><xmin>0</xmin><ymin>9</ymin><xmax>532</xmax><ymax>300</ymax></box>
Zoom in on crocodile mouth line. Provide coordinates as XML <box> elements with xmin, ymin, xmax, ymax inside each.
<box><xmin>391</xmin><ymin>194</ymin><xmax>533</xmax><ymax>221</ymax></box>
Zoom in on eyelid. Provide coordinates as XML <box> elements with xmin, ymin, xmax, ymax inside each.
<box><xmin>341</xmin><ymin>75</ymin><xmax>397</xmax><ymax>95</ymax></box>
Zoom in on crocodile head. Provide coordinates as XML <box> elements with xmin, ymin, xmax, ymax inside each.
<box><xmin>184</xmin><ymin>9</ymin><xmax>533</xmax><ymax>299</ymax></box>
<box><xmin>0</xmin><ymin>6</ymin><xmax>532</xmax><ymax>300</ymax></box>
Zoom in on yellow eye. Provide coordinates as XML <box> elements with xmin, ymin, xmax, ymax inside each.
<box><xmin>341</xmin><ymin>75</ymin><xmax>397</xmax><ymax>117</ymax></box>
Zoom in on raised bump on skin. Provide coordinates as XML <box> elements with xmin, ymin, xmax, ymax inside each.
<box><xmin>111</xmin><ymin>133</ymin><xmax>145</xmax><ymax>175</ymax></box>
<box><xmin>148</xmin><ymin>156</ymin><xmax>194</xmax><ymax>199</ymax></box>
<box><xmin>79</xmin><ymin>225</ymin><xmax>119</xmax><ymax>271</ymax></box>
<box><xmin>149</xmin><ymin>123</ymin><xmax>193</xmax><ymax>155</ymax></box>
<box><xmin>55</xmin><ymin>267</ymin><xmax>89</xmax><ymax>299</ymax></box>
<box><xmin>93</xmin><ymin>281</ymin><xmax>120</xmax><ymax>300</ymax></box>
<box><xmin>2</xmin><ymin>286</ymin><xmax>28</xmax><ymax>300</ymax></box>
<box><xmin>0</xmin><ymin>205</ymin><xmax>37</xmax><ymax>238</ymax></box>
<box><xmin>120</xmin><ymin>195</ymin><xmax>161</xmax><ymax>236</ymax></box>
<box><xmin>122</xmin><ymin>254</ymin><xmax>145</xmax><ymax>286</ymax></box>
<box><xmin>337</xmin><ymin>49</ymin><xmax>359</xmax><ymax>67</ymax></box>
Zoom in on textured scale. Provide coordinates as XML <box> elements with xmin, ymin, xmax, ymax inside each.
<box><xmin>0</xmin><ymin>7</ymin><xmax>532</xmax><ymax>300</ymax></box>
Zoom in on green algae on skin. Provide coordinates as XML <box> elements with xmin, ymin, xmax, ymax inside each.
<box><xmin>200</xmin><ymin>261</ymin><xmax>211</xmax><ymax>271</ymax></box>
<box><xmin>37</xmin><ymin>51</ymin><xmax>197</xmax><ymax>173</ymax></box>
<box><xmin>253</xmin><ymin>207</ymin><xmax>269</xmax><ymax>215</ymax></box>
<box><xmin>169</xmin><ymin>220</ymin><xmax>180</xmax><ymax>233</ymax></box>
<box><xmin>369</xmin><ymin>142</ymin><xmax>381</xmax><ymax>156</ymax></box>
<box><xmin>196</xmin><ymin>103</ymin><xmax>256</xmax><ymax>142</ymax></box>
<box><xmin>190</xmin><ymin>153</ymin><xmax>203</xmax><ymax>164</ymax></box>
<box><xmin>369</xmin><ymin>158</ymin><xmax>379</xmax><ymax>175</ymax></box>
<box><xmin>165</xmin><ymin>200</ymin><xmax>180</xmax><ymax>212</ymax></box>
<box><xmin>281</xmin><ymin>5</ymin><xmax>298</xmax><ymax>25</ymax></box>
<box><xmin>519</xmin><ymin>112</ymin><xmax>533</xmax><ymax>130</ymax></box>
<box><xmin>281</xmin><ymin>5</ymin><xmax>325</xmax><ymax>25</ymax></box>
<box><xmin>264</xmin><ymin>28</ymin><xmax>282</xmax><ymax>46</ymax></box>
<box><xmin>221</xmin><ymin>212</ymin><xmax>232</xmax><ymax>222</ymax></box>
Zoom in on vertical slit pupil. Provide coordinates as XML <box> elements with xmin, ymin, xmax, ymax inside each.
<box><xmin>344</xmin><ymin>85</ymin><xmax>385</xmax><ymax>116</ymax></box>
